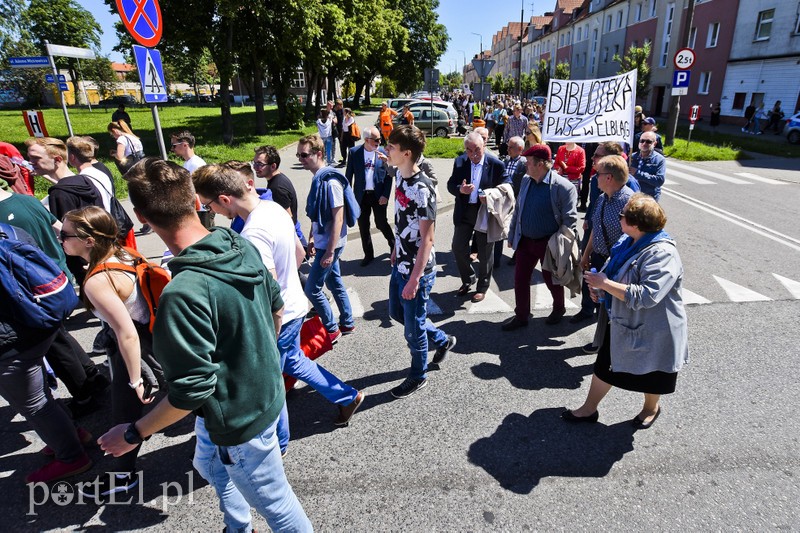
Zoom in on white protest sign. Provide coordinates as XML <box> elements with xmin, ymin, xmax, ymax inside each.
<box><xmin>543</xmin><ymin>70</ymin><xmax>637</xmax><ymax>145</ymax></box>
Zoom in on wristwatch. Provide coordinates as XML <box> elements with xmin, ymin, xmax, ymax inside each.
<box><xmin>123</xmin><ymin>422</ymin><xmax>148</xmax><ymax>445</ymax></box>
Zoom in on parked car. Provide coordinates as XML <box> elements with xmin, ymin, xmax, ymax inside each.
<box><xmin>392</xmin><ymin>107</ymin><xmax>455</xmax><ymax>137</ymax></box>
<box><xmin>99</xmin><ymin>95</ymin><xmax>137</xmax><ymax>106</ymax></box>
<box><xmin>386</xmin><ymin>98</ymin><xmax>418</xmax><ymax>112</ymax></box>
<box><xmin>407</xmin><ymin>101</ymin><xmax>458</xmax><ymax>120</ymax></box>
<box><xmin>783</xmin><ymin>112</ymin><xmax>800</xmax><ymax>144</ymax></box>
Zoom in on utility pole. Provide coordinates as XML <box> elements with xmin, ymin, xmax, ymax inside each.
<box><xmin>517</xmin><ymin>0</ymin><xmax>524</xmax><ymax>97</ymax></box>
<box><xmin>665</xmin><ymin>0</ymin><xmax>696</xmax><ymax>147</ymax></box>
<box><xmin>471</xmin><ymin>32</ymin><xmax>483</xmax><ymax>60</ymax></box>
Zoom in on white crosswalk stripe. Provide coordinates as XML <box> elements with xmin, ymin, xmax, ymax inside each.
<box><xmin>467</xmin><ymin>288</ymin><xmax>513</xmax><ymax>314</ymax></box>
<box><xmin>681</xmin><ymin>288</ymin><xmax>712</xmax><ymax>305</ymax></box>
<box><xmin>713</xmin><ymin>275</ymin><xmax>772</xmax><ymax>302</ymax></box>
<box><xmin>772</xmin><ymin>273</ymin><xmax>800</xmax><ymax>299</ymax></box>
<box><xmin>667</xmin><ymin>169</ymin><xmax>716</xmax><ymax>185</ymax></box>
<box><xmin>734</xmin><ymin>172</ymin><xmax>788</xmax><ymax>186</ymax></box>
<box><xmin>668</xmin><ymin>160</ymin><xmax>781</xmax><ymax>185</ymax></box>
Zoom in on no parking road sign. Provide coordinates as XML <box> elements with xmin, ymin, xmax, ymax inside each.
<box><xmin>116</xmin><ymin>0</ymin><xmax>162</xmax><ymax>47</ymax></box>
<box><xmin>133</xmin><ymin>45</ymin><xmax>167</xmax><ymax>103</ymax></box>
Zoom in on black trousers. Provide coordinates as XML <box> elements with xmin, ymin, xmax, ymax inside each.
<box><xmin>358</xmin><ymin>191</ymin><xmax>395</xmax><ymax>259</ymax></box>
<box><xmin>46</xmin><ymin>325</ymin><xmax>101</xmax><ymax>401</ymax></box>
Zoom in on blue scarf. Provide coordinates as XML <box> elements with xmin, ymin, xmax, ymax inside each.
<box><xmin>602</xmin><ymin>229</ymin><xmax>672</xmax><ymax>310</ymax></box>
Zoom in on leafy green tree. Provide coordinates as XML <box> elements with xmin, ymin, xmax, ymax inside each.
<box><xmin>554</xmin><ymin>61</ymin><xmax>570</xmax><ymax>80</ymax></box>
<box><xmin>25</xmin><ymin>0</ymin><xmax>102</xmax><ymax>105</ymax></box>
<box><xmin>375</xmin><ymin>77</ymin><xmax>397</xmax><ymax>98</ymax></box>
<box><xmin>534</xmin><ymin>59</ymin><xmax>550</xmax><ymax>95</ymax></box>
<box><xmin>491</xmin><ymin>73</ymin><xmax>505</xmax><ymax>94</ymax></box>
<box><xmin>520</xmin><ymin>72</ymin><xmax>536</xmax><ymax>98</ymax></box>
<box><xmin>0</xmin><ymin>41</ymin><xmax>48</xmax><ymax>106</ymax></box>
<box><xmin>386</xmin><ymin>0</ymin><xmax>448</xmax><ymax>94</ymax></box>
<box><xmin>614</xmin><ymin>41</ymin><xmax>652</xmax><ymax>99</ymax></box>
<box><xmin>83</xmin><ymin>55</ymin><xmax>118</xmax><ymax>100</ymax></box>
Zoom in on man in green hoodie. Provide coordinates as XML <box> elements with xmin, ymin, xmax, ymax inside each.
<box><xmin>97</xmin><ymin>158</ymin><xmax>311</xmax><ymax>532</ymax></box>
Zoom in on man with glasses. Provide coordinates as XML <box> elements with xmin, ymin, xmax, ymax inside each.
<box><xmin>299</xmin><ymin>134</ymin><xmax>357</xmax><ymax>343</ymax></box>
<box><xmin>170</xmin><ymin>130</ymin><xmax>206</xmax><ymax>174</ymax></box>
<box><xmin>629</xmin><ymin>131</ymin><xmax>666</xmax><ymax>202</ymax></box>
<box><xmin>345</xmin><ymin>126</ymin><xmax>395</xmax><ymax>267</ymax></box>
<box><xmin>447</xmin><ymin>132</ymin><xmax>508</xmax><ymax>302</ymax></box>
<box><xmin>571</xmin><ymin>154</ymin><xmax>636</xmax><ymax>330</ymax></box>
<box><xmin>253</xmin><ymin>145</ymin><xmax>299</xmax><ymax>227</ymax></box>
<box><xmin>502</xmin><ymin>104</ymin><xmax>529</xmax><ymax>157</ymax></box>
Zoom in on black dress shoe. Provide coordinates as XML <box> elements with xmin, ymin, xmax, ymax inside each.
<box><xmin>631</xmin><ymin>406</ymin><xmax>661</xmax><ymax>429</ymax></box>
<box><xmin>545</xmin><ymin>309</ymin><xmax>566</xmax><ymax>325</ymax></box>
<box><xmin>561</xmin><ymin>409</ymin><xmax>599</xmax><ymax>423</ymax></box>
<box><xmin>569</xmin><ymin>311</ymin><xmax>594</xmax><ymax>324</ymax></box>
<box><xmin>360</xmin><ymin>256</ymin><xmax>373</xmax><ymax>267</ymax></box>
<box><xmin>501</xmin><ymin>316</ymin><xmax>529</xmax><ymax>331</ymax></box>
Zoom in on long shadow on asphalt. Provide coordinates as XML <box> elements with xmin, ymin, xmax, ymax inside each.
<box><xmin>442</xmin><ymin>318</ymin><xmax>593</xmax><ymax>391</ymax></box>
<box><xmin>468</xmin><ymin>407</ymin><xmax>635</xmax><ymax>494</ymax></box>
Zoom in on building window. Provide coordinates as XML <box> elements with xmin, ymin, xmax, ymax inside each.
<box><xmin>689</xmin><ymin>27</ymin><xmax>697</xmax><ymax>49</ymax></box>
<box><xmin>606</xmin><ymin>15</ymin><xmax>612</xmax><ymax>32</ymax></box>
<box><xmin>795</xmin><ymin>3</ymin><xmax>800</xmax><ymax>33</ymax></box>
<box><xmin>707</xmin><ymin>22</ymin><xmax>719</xmax><ymax>47</ymax></box>
<box><xmin>560</xmin><ymin>34</ymin><xmax>564</xmax><ymax>47</ymax></box>
<box><xmin>635</xmin><ymin>3</ymin><xmax>643</xmax><ymax>22</ymax></box>
<box><xmin>755</xmin><ymin>9</ymin><xmax>774</xmax><ymax>41</ymax></box>
<box><xmin>698</xmin><ymin>71</ymin><xmax>711</xmax><ymax>94</ymax></box>
<box><xmin>613</xmin><ymin>44</ymin><xmax>620</xmax><ymax>60</ymax></box>
<box><xmin>603</xmin><ymin>47</ymin><xmax>609</xmax><ymax>62</ymax></box>
<box><xmin>291</xmin><ymin>71</ymin><xmax>305</xmax><ymax>88</ymax></box>
<box><xmin>577</xmin><ymin>27</ymin><xmax>582</xmax><ymax>40</ymax></box>
<box><xmin>567</xmin><ymin>31</ymin><xmax>571</xmax><ymax>45</ymax></box>
<box><xmin>650</xmin><ymin>0</ymin><xmax>658</xmax><ymax>18</ymax></box>
<box><xmin>617</xmin><ymin>10</ymin><xmax>624</xmax><ymax>29</ymax></box>
<box><xmin>660</xmin><ymin>3</ymin><xmax>675</xmax><ymax>67</ymax></box>
<box><xmin>732</xmin><ymin>92</ymin><xmax>746</xmax><ymax>110</ymax></box>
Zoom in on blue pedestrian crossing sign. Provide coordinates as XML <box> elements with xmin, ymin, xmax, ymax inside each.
<box><xmin>132</xmin><ymin>45</ymin><xmax>167</xmax><ymax>103</ymax></box>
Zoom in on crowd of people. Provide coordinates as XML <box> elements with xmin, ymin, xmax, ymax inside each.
<box><xmin>0</xmin><ymin>96</ymin><xmax>688</xmax><ymax>529</ymax></box>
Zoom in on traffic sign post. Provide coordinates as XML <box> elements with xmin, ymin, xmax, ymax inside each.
<box><xmin>673</xmin><ymin>48</ymin><xmax>696</xmax><ymax>70</ymax></box>
<box><xmin>44</xmin><ymin>40</ymin><xmax>73</xmax><ymax>137</ymax></box>
<box><xmin>423</xmin><ymin>68</ymin><xmax>440</xmax><ymax>136</ymax></box>
<box><xmin>671</xmin><ymin>70</ymin><xmax>690</xmax><ymax>96</ymax></box>
<box><xmin>133</xmin><ymin>45</ymin><xmax>168</xmax><ymax>159</ymax></box>
<box><xmin>687</xmin><ymin>104</ymin><xmax>701</xmax><ymax>145</ymax></box>
<box><xmin>23</xmin><ymin>110</ymin><xmax>49</xmax><ymax>137</ymax></box>
<box><xmin>8</xmin><ymin>56</ymin><xmax>50</xmax><ymax>68</ymax></box>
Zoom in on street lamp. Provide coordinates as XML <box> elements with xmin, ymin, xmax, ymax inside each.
<box><xmin>457</xmin><ymin>50</ymin><xmax>466</xmax><ymax>71</ymax></box>
<box><xmin>471</xmin><ymin>33</ymin><xmax>484</xmax><ymax>59</ymax></box>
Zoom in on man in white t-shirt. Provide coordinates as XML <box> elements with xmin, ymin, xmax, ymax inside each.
<box><xmin>170</xmin><ymin>130</ymin><xmax>207</xmax><ymax>173</ymax></box>
<box><xmin>298</xmin><ymin>134</ymin><xmax>355</xmax><ymax>343</ymax></box>
<box><xmin>66</xmin><ymin>136</ymin><xmax>114</xmax><ymax>211</ymax></box>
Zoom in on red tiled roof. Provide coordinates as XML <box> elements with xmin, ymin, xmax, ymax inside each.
<box><xmin>557</xmin><ymin>0</ymin><xmax>584</xmax><ymax>13</ymax></box>
<box><xmin>111</xmin><ymin>62</ymin><xmax>134</xmax><ymax>72</ymax></box>
<box><xmin>530</xmin><ymin>15</ymin><xmax>553</xmax><ymax>29</ymax></box>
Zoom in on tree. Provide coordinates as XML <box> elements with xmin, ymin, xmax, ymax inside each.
<box><xmin>83</xmin><ymin>55</ymin><xmax>118</xmax><ymax>100</ymax></box>
<box><xmin>25</xmin><ymin>0</ymin><xmax>102</xmax><ymax>105</ymax></box>
<box><xmin>375</xmin><ymin>77</ymin><xmax>397</xmax><ymax>98</ymax></box>
<box><xmin>534</xmin><ymin>59</ymin><xmax>550</xmax><ymax>95</ymax></box>
<box><xmin>519</xmin><ymin>72</ymin><xmax>536</xmax><ymax>99</ymax></box>
<box><xmin>0</xmin><ymin>2</ymin><xmax>45</xmax><ymax>106</ymax></box>
<box><xmin>614</xmin><ymin>41</ymin><xmax>652</xmax><ymax>99</ymax></box>
<box><xmin>386</xmin><ymin>0</ymin><xmax>448</xmax><ymax>94</ymax></box>
<box><xmin>554</xmin><ymin>61</ymin><xmax>570</xmax><ymax>80</ymax></box>
<box><xmin>491</xmin><ymin>73</ymin><xmax>505</xmax><ymax>94</ymax></box>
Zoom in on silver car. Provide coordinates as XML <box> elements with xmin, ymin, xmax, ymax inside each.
<box><xmin>393</xmin><ymin>107</ymin><xmax>455</xmax><ymax>137</ymax></box>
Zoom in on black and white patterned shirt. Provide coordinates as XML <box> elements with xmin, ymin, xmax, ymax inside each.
<box><xmin>394</xmin><ymin>170</ymin><xmax>437</xmax><ymax>276</ymax></box>
<box><xmin>591</xmin><ymin>185</ymin><xmax>634</xmax><ymax>257</ymax></box>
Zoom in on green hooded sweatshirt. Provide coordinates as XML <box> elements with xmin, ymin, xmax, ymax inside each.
<box><xmin>153</xmin><ymin>227</ymin><xmax>285</xmax><ymax>446</ymax></box>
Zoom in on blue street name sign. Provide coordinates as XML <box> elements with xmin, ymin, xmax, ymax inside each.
<box><xmin>59</xmin><ymin>83</ymin><xmax>69</xmax><ymax>91</ymax></box>
<box><xmin>9</xmin><ymin>56</ymin><xmax>50</xmax><ymax>68</ymax></box>
<box><xmin>57</xmin><ymin>74</ymin><xmax>67</xmax><ymax>82</ymax></box>
<box><xmin>45</xmin><ymin>74</ymin><xmax>55</xmax><ymax>83</ymax></box>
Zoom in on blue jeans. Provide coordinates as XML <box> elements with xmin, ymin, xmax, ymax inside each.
<box><xmin>276</xmin><ymin>316</ymin><xmax>358</xmax><ymax>451</ymax></box>
<box><xmin>305</xmin><ymin>246</ymin><xmax>353</xmax><ymax>333</ymax></box>
<box><xmin>322</xmin><ymin>136</ymin><xmax>333</xmax><ymax>164</ymax></box>
<box><xmin>193</xmin><ymin>417</ymin><xmax>253</xmax><ymax>533</ymax></box>
<box><xmin>216</xmin><ymin>418</ymin><xmax>312</xmax><ymax>532</ymax></box>
<box><xmin>388</xmin><ymin>266</ymin><xmax>449</xmax><ymax>380</ymax></box>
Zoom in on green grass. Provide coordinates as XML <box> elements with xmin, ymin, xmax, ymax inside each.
<box><xmin>663</xmin><ymin>138</ymin><xmax>741</xmax><ymax>161</ymax></box>
<box><xmin>672</xmin><ymin>125</ymin><xmax>800</xmax><ymax>159</ymax></box>
<box><xmin>424</xmin><ymin>137</ymin><xmax>465</xmax><ymax>159</ymax></box>
<box><xmin>0</xmin><ymin>105</ymin><xmax>318</xmax><ymax>198</ymax></box>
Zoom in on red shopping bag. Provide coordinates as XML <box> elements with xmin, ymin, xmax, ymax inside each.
<box><xmin>283</xmin><ymin>315</ymin><xmax>333</xmax><ymax>390</ymax></box>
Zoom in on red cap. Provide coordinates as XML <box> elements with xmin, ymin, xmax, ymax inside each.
<box><xmin>521</xmin><ymin>143</ymin><xmax>551</xmax><ymax>161</ymax></box>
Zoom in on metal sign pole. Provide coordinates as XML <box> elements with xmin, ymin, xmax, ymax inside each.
<box><xmin>45</xmin><ymin>40</ymin><xmax>73</xmax><ymax>136</ymax></box>
<box><xmin>151</xmin><ymin>104</ymin><xmax>168</xmax><ymax>160</ymax></box>
<box><xmin>76</xmin><ymin>59</ymin><xmax>92</xmax><ymax>111</ymax></box>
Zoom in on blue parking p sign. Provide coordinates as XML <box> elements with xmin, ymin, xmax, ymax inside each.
<box><xmin>672</xmin><ymin>70</ymin><xmax>690</xmax><ymax>89</ymax></box>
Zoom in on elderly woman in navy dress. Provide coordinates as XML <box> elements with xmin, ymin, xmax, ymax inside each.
<box><xmin>563</xmin><ymin>193</ymin><xmax>688</xmax><ymax>429</ymax></box>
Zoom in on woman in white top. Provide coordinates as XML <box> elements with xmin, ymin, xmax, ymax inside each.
<box><xmin>340</xmin><ymin>108</ymin><xmax>356</xmax><ymax>165</ymax></box>
<box><xmin>316</xmin><ymin>109</ymin><xmax>334</xmax><ymax>165</ymax></box>
<box><xmin>108</xmin><ymin>120</ymin><xmax>144</xmax><ymax>174</ymax></box>
<box><xmin>61</xmin><ymin>206</ymin><xmax>161</xmax><ymax>500</ymax></box>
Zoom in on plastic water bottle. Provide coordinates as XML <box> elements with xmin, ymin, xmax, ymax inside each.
<box><xmin>590</xmin><ymin>268</ymin><xmax>605</xmax><ymax>303</ymax></box>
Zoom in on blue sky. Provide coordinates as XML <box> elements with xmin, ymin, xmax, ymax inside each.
<box><xmin>79</xmin><ymin>0</ymin><xmax>548</xmax><ymax>73</ymax></box>
<box><xmin>435</xmin><ymin>0</ymin><xmax>547</xmax><ymax>74</ymax></box>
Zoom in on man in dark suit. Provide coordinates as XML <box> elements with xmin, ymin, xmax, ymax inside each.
<box><xmin>345</xmin><ymin>126</ymin><xmax>395</xmax><ymax>267</ymax></box>
<box><xmin>446</xmin><ymin>132</ymin><xmax>509</xmax><ymax>302</ymax></box>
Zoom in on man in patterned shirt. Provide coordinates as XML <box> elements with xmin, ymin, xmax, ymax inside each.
<box><xmin>385</xmin><ymin>125</ymin><xmax>456</xmax><ymax>399</ymax></box>
<box><xmin>502</xmin><ymin>104</ymin><xmax>529</xmax><ymax>147</ymax></box>
<box><xmin>572</xmin><ymin>154</ymin><xmax>635</xmax><ymax>330</ymax></box>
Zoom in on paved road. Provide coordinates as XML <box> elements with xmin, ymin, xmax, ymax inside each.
<box><xmin>3</xmin><ymin>112</ymin><xmax>799</xmax><ymax>530</ymax></box>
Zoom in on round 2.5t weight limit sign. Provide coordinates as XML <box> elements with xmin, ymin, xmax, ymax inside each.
<box><xmin>674</xmin><ymin>48</ymin><xmax>695</xmax><ymax>70</ymax></box>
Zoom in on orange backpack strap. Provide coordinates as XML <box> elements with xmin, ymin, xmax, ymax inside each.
<box><xmin>86</xmin><ymin>248</ymin><xmax>146</xmax><ymax>279</ymax></box>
